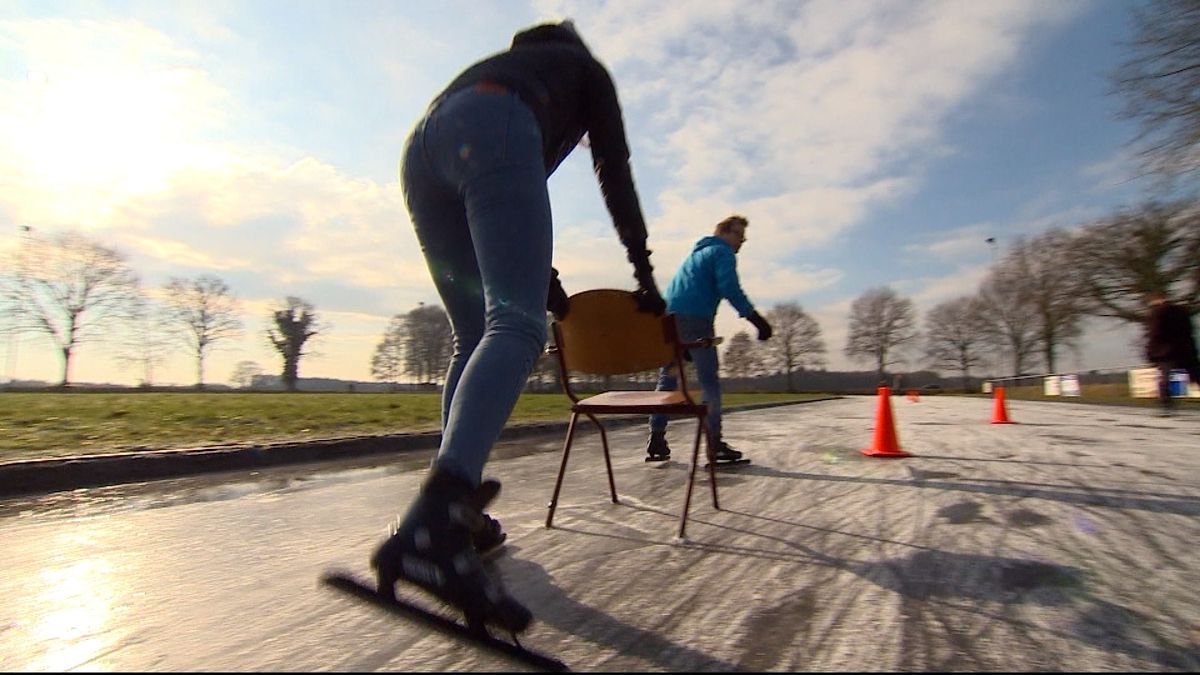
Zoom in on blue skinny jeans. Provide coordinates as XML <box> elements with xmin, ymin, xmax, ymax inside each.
<box><xmin>649</xmin><ymin>314</ymin><xmax>723</xmax><ymax>442</ymax></box>
<box><xmin>401</xmin><ymin>87</ymin><xmax>552</xmax><ymax>486</ymax></box>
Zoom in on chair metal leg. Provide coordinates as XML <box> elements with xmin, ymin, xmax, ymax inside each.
<box><xmin>703</xmin><ymin>423</ymin><xmax>720</xmax><ymax>511</ymax></box>
<box><xmin>546</xmin><ymin>412</ymin><xmax>580</xmax><ymax>529</ymax></box>
<box><xmin>678</xmin><ymin>415</ymin><xmax>705</xmax><ymax>539</ymax></box>
<box><xmin>584</xmin><ymin>413</ymin><xmax>618</xmax><ymax>503</ymax></box>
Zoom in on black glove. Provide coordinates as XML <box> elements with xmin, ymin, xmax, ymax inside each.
<box><xmin>633</xmin><ymin>286</ymin><xmax>666</xmax><ymax>315</ymax></box>
<box><xmin>748</xmin><ymin>311</ymin><xmax>773</xmax><ymax>341</ymax></box>
<box><xmin>629</xmin><ymin>248</ymin><xmax>667</xmax><ymax>315</ymax></box>
<box><xmin>547</xmin><ymin>267</ymin><xmax>570</xmax><ymax>320</ymax></box>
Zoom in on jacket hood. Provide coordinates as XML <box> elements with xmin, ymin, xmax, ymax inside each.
<box><xmin>693</xmin><ymin>236</ymin><xmax>729</xmax><ymax>252</ymax></box>
<box><xmin>511</xmin><ymin>21</ymin><xmax>590</xmax><ymax>51</ymax></box>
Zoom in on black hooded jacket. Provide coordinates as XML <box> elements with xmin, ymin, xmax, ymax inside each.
<box><xmin>431</xmin><ymin>23</ymin><xmax>648</xmax><ymax>254</ymax></box>
<box><xmin>1146</xmin><ymin>301</ymin><xmax>1199</xmax><ymax>363</ymax></box>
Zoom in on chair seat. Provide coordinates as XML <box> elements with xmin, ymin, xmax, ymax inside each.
<box><xmin>574</xmin><ymin>390</ymin><xmax>706</xmax><ymax>415</ymax></box>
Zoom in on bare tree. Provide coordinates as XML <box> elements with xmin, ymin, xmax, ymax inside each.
<box><xmin>402</xmin><ymin>304</ymin><xmax>452</xmax><ymax>384</ymax></box>
<box><xmin>1111</xmin><ymin>0</ymin><xmax>1200</xmax><ymax>183</ymax></box>
<box><xmin>370</xmin><ymin>315</ymin><xmax>405</xmax><ymax>386</ymax></box>
<box><xmin>112</xmin><ymin>293</ymin><xmax>173</xmax><ymax>387</ymax></box>
<box><xmin>162</xmin><ymin>275</ymin><xmax>243</xmax><ymax>389</ymax></box>
<box><xmin>230</xmin><ymin>360</ymin><xmax>264</xmax><ymax>389</ymax></box>
<box><xmin>369</xmin><ymin>306</ymin><xmax>454</xmax><ymax>386</ymax></box>
<box><xmin>979</xmin><ymin>262</ymin><xmax>1040</xmax><ymax>376</ymax></box>
<box><xmin>267</xmin><ymin>296</ymin><xmax>325</xmax><ymax>392</ymax></box>
<box><xmin>1</xmin><ymin>229</ymin><xmax>140</xmax><ymax>386</ymax></box>
<box><xmin>1071</xmin><ymin>200</ymin><xmax>1200</xmax><ymax>323</ymax></box>
<box><xmin>763</xmin><ymin>302</ymin><xmax>826</xmax><ymax>392</ymax></box>
<box><xmin>924</xmin><ymin>295</ymin><xmax>993</xmax><ymax>392</ymax></box>
<box><xmin>844</xmin><ymin>287</ymin><xmax>918</xmax><ymax>382</ymax></box>
<box><xmin>722</xmin><ymin>330</ymin><xmax>765</xmax><ymax>379</ymax></box>
<box><xmin>1012</xmin><ymin>230</ymin><xmax>1087</xmax><ymax>373</ymax></box>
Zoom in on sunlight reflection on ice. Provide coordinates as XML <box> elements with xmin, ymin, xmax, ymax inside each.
<box><xmin>29</xmin><ymin>537</ymin><xmax>120</xmax><ymax>671</ymax></box>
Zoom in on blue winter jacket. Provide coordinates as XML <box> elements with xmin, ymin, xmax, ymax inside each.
<box><xmin>665</xmin><ymin>236</ymin><xmax>756</xmax><ymax>319</ymax></box>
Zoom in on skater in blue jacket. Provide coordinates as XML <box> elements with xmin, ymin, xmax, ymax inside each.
<box><xmin>645</xmin><ymin>215</ymin><xmax>772</xmax><ymax>463</ymax></box>
<box><xmin>370</xmin><ymin>20</ymin><xmax>666</xmax><ymax>634</ymax></box>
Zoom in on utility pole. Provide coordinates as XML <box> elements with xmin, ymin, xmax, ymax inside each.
<box><xmin>5</xmin><ymin>225</ymin><xmax>32</xmax><ymax>385</ymax></box>
<box><xmin>985</xmin><ymin>236</ymin><xmax>999</xmax><ymax>387</ymax></box>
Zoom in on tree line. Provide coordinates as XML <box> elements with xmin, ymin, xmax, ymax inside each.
<box><xmin>846</xmin><ymin>200</ymin><xmax>1199</xmax><ymax>391</ymax></box>
<box><xmin>0</xmin><ymin>229</ymin><xmax>325</xmax><ymax>390</ymax></box>
<box><xmin>364</xmin><ymin>196</ymin><xmax>1197</xmax><ymax>394</ymax></box>
<box><xmin>1</xmin><ymin>198</ymin><xmax>1194</xmax><ymax>392</ymax></box>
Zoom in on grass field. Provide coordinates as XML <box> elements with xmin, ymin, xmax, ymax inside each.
<box><xmin>0</xmin><ymin>391</ymin><xmax>825</xmax><ymax>462</ymax></box>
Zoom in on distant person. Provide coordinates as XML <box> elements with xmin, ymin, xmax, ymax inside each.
<box><xmin>371</xmin><ymin>20</ymin><xmax>667</xmax><ymax>633</ymax></box>
<box><xmin>645</xmin><ymin>215</ymin><xmax>772</xmax><ymax>463</ymax></box>
<box><xmin>1145</xmin><ymin>288</ymin><xmax>1200</xmax><ymax>416</ymax></box>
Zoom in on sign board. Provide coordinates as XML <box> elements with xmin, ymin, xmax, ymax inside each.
<box><xmin>1169</xmin><ymin>369</ymin><xmax>1200</xmax><ymax>398</ymax></box>
<box><xmin>1128</xmin><ymin>368</ymin><xmax>1159</xmax><ymax>398</ymax></box>
<box><xmin>1060</xmin><ymin>374</ymin><xmax>1081</xmax><ymax>397</ymax></box>
<box><xmin>1043</xmin><ymin>376</ymin><xmax>1061</xmax><ymax>396</ymax></box>
<box><xmin>1129</xmin><ymin>367</ymin><xmax>1200</xmax><ymax>398</ymax></box>
<box><xmin>981</xmin><ymin>381</ymin><xmax>993</xmax><ymax>394</ymax></box>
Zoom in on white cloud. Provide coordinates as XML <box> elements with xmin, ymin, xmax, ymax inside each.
<box><xmin>535</xmin><ymin>0</ymin><xmax>1085</xmax><ymax>297</ymax></box>
<box><xmin>903</xmin><ymin>222</ymin><xmax>997</xmax><ymax>262</ymax></box>
<box><xmin>0</xmin><ymin>18</ymin><xmax>426</xmax><ymax>300</ymax></box>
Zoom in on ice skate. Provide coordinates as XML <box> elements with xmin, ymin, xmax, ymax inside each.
<box><xmin>370</xmin><ymin>469</ymin><xmax>532</xmax><ymax>633</ymax></box>
<box><xmin>468</xmin><ymin>479</ymin><xmax>508</xmax><ymax>558</ymax></box>
<box><xmin>712</xmin><ymin>441</ymin><xmax>742</xmax><ymax>462</ymax></box>
<box><xmin>645</xmin><ymin>430</ymin><xmax>671</xmax><ymax>462</ymax></box>
<box><xmin>706</xmin><ymin>440</ymin><xmax>750</xmax><ymax>468</ymax></box>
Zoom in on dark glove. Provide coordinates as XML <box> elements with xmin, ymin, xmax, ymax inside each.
<box><xmin>547</xmin><ymin>267</ymin><xmax>570</xmax><ymax>320</ymax></box>
<box><xmin>748</xmin><ymin>311</ymin><xmax>773</xmax><ymax>341</ymax></box>
<box><xmin>633</xmin><ymin>285</ymin><xmax>666</xmax><ymax>315</ymax></box>
<box><xmin>629</xmin><ymin>248</ymin><xmax>666</xmax><ymax>315</ymax></box>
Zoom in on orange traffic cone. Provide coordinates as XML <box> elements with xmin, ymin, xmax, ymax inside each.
<box><xmin>991</xmin><ymin>386</ymin><xmax>1015</xmax><ymax>424</ymax></box>
<box><xmin>906</xmin><ymin>389</ymin><xmax>919</xmax><ymax>402</ymax></box>
<box><xmin>862</xmin><ymin>386</ymin><xmax>911</xmax><ymax>457</ymax></box>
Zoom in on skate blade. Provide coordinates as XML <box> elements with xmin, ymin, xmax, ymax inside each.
<box><xmin>704</xmin><ymin>458</ymin><xmax>751</xmax><ymax>469</ymax></box>
<box><xmin>478</xmin><ymin>539</ymin><xmax>508</xmax><ymax>563</ymax></box>
<box><xmin>321</xmin><ymin>571</ymin><xmax>566</xmax><ymax>672</ymax></box>
<box><xmin>369</xmin><ymin>556</ymin><xmax>530</xmax><ymax>634</ymax></box>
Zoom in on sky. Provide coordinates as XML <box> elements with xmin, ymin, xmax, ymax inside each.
<box><xmin>0</xmin><ymin>0</ymin><xmax>1165</xmax><ymax>387</ymax></box>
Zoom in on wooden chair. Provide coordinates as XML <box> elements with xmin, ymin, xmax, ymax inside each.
<box><xmin>544</xmin><ymin>289</ymin><xmax>721</xmax><ymax>539</ymax></box>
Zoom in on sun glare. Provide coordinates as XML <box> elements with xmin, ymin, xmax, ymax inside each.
<box><xmin>22</xmin><ymin>67</ymin><xmax>205</xmax><ymax>189</ymax></box>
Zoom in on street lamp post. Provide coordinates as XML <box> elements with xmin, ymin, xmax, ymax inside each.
<box><xmin>5</xmin><ymin>225</ymin><xmax>32</xmax><ymax>385</ymax></box>
<box><xmin>985</xmin><ymin>236</ymin><xmax>999</xmax><ymax>388</ymax></box>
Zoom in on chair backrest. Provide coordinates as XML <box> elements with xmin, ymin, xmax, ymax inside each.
<box><xmin>553</xmin><ymin>289</ymin><xmax>676</xmax><ymax>376</ymax></box>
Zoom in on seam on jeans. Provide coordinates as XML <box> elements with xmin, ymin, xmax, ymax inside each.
<box><xmin>416</xmin><ymin>114</ymin><xmax>451</xmax><ymax>189</ymax></box>
<box><xmin>500</xmin><ymin>94</ymin><xmax>515</xmax><ymax>161</ymax></box>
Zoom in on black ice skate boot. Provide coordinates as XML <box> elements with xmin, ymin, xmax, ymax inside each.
<box><xmin>712</xmin><ymin>441</ymin><xmax>743</xmax><ymax>463</ymax></box>
<box><xmin>470</xmin><ymin>479</ymin><xmax>507</xmax><ymax>559</ymax></box>
<box><xmin>370</xmin><ymin>469</ymin><xmax>532</xmax><ymax>633</ymax></box>
<box><xmin>645</xmin><ymin>430</ymin><xmax>671</xmax><ymax>462</ymax></box>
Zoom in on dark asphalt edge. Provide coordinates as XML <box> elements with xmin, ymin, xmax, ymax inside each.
<box><xmin>0</xmin><ymin>397</ymin><xmax>840</xmax><ymax>498</ymax></box>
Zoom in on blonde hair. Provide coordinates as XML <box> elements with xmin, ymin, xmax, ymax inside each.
<box><xmin>714</xmin><ymin>215</ymin><xmax>748</xmax><ymax>236</ymax></box>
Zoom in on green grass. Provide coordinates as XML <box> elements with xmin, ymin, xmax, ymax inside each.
<box><xmin>0</xmin><ymin>391</ymin><xmax>824</xmax><ymax>462</ymax></box>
